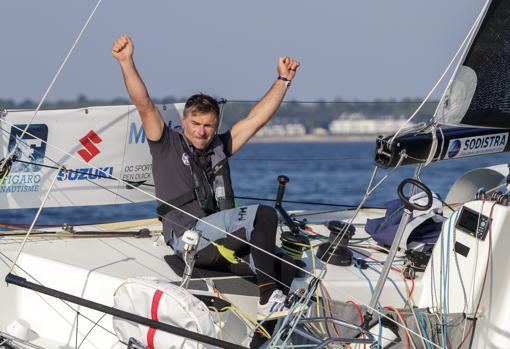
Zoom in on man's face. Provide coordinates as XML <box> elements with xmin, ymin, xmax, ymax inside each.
<box><xmin>181</xmin><ymin>112</ymin><xmax>219</xmax><ymax>151</ymax></box>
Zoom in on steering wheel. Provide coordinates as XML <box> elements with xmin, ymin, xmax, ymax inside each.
<box><xmin>397</xmin><ymin>178</ymin><xmax>433</xmax><ymax>211</ymax></box>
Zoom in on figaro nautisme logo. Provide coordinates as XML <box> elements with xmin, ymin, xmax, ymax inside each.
<box><xmin>446</xmin><ymin>133</ymin><xmax>508</xmax><ymax>159</ymax></box>
<box><xmin>8</xmin><ymin>124</ymin><xmax>48</xmax><ymax>173</ymax></box>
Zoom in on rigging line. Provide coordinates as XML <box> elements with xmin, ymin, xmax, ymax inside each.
<box><xmin>467</xmin><ymin>200</ymin><xmax>484</xmax><ymax>317</ymax></box>
<box><xmin>291</xmin><ymin>208</ymin><xmax>382</xmax><ymax>218</ymax></box>
<box><xmin>299</xmin><ymin>153</ymin><xmax>449</xmax><ymax>346</ymax></box>
<box><xmin>3</xmin><ymin>143</ymin><xmax>304</xmax><ymax>292</ymax></box>
<box><xmin>9</xmin><ymin>158</ymin><xmax>379</xmax><ymax>209</ymax></box>
<box><xmin>0</xmin><ymin>0</ymin><xmax>103</xmax><ymax>174</ymax></box>
<box><xmin>9</xmin><ymin>163</ymin><xmax>305</xmax><ymax>292</ymax></box>
<box><xmin>422</xmin><ymin>124</ymin><xmax>446</xmax><ymax>168</ymax></box>
<box><xmin>0</xmin><ymin>251</ymin><xmax>117</xmax><ymax>337</ymax></box>
<box><xmin>457</xmin><ymin>202</ymin><xmax>494</xmax><ymax>349</ymax></box>
<box><xmin>337</xmin><ymin>280</ymin><xmax>444</xmax><ymax>349</ymax></box>
<box><xmin>234</xmin><ymin>195</ymin><xmax>380</xmax><ymax>209</ymax></box>
<box><xmin>10</xmin><ymin>158</ymin><xmax>383</xmax><ymax>209</ymax></box>
<box><xmin>321</xmin><ymin>165</ymin><xmax>378</xmax><ymax>265</ymax></box>
<box><xmin>8</xmin><ymin>165</ymin><xmax>64</xmax><ymax>275</ymax></box>
<box><xmin>270</xmin><ymin>278</ymin><xmax>324</xmax><ymax>348</ymax></box>
<box><xmin>318</xmin><ymin>278</ymin><xmax>446</xmax><ymax>349</ymax></box>
<box><xmin>11</xmin><ymin>158</ymin><xmax>156</xmax><ymax>188</ymax></box>
<box><xmin>388</xmin><ymin>1</ymin><xmax>488</xmax><ymax>145</ymax></box>
<box><xmin>0</xmin><ymin>331</ymin><xmax>47</xmax><ymax>349</ymax></box>
<box><xmin>10</xmin><ymin>158</ymin><xmax>376</xmax><ymax>209</ymax></box>
<box><xmin>452</xmin><ymin>216</ymin><xmax>468</xmax><ymax>315</ymax></box>
<box><xmin>217</xmin><ymin>98</ymin><xmax>227</xmax><ymax>132</ymax></box>
<box><xmin>0</xmin><ymin>253</ymin><xmax>118</xmax><ymax>339</ymax></box>
<box><xmin>232</xmin><ymin>156</ymin><xmax>372</xmax><ymax>162</ymax></box>
<box><xmin>431</xmin><ymin>0</ymin><xmax>492</xmax><ymax>129</ymax></box>
<box><xmin>0</xmin><ymin>119</ymin><xmax>314</xmax><ymax>278</ymax></box>
<box><xmin>0</xmin><ymin>122</ymin><xmax>137</xmax><ymax>226</ymax></box>
<box><xmin>226</xmin><ymin>100</ymin><xmax>438</xmax><ymax>105</ymax></box>
<box><xmin>77</xmin><ymin>313</ymin><xmax>107</xmax><ymax>349</ymax></box>
<box><xmin>61</xmin><ymin>175</ymin><xmax>302</xmax><ymax>293</ymax></box>
<box><xmin>424</xmin><ymin>124</ymin><xmax>439</xmax><ymax>167</ymax></box>
<box><xmin>2</xmin><ymin>203</ymin><xmax>293</xmax><ymax>345</ymax></box>
<box><xmin>323</xmin><ymin>152</ymin><xmax>406</xmax><ymax>266</ymax></box>
<box><xmin>0</xmin><ymin>124</ymin><xmax>68</xmax><ymax>170</ymax></box>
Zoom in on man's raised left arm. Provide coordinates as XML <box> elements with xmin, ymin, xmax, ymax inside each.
<box><xmin>229</xmin><ymin>56</ymin><xmax>300</xmax><ymax>154</ymax></box>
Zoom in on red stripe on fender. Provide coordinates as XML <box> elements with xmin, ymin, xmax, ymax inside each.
<box><xmin>147</xmin><ymin>289</ymin><xmax>164</xmax><ymax>349</ymax></box>
<box><xmin>147</xmin><ymin>328</ymin><xmax>157</xmax><ymax>349</ymax></box>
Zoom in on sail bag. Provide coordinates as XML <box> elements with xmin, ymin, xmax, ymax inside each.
<box><xmin>365</xmin><ymin>191</ymin><xmax>446</xmax><ymax>251</ymax></box>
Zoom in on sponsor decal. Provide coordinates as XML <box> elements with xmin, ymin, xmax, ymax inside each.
<box><xmin>57</xmin><ymin>167</ymin><xmax>114</xmax><ymax>181</ymax></box>
<box><xmin>238</xmin><ymin>207</ymin><xmax>248</xmax><ymax>221</ymax></box>
<box><xmin>8</xmin><ymin>124</ymin><xmax>48</xmax><ymax>173</ymax></box>
<box><xmin>2</xmin><ymin>124</ymin><xmax>48</xmax><ymax>193</ymax></box>
<box><xmin>0</xmin><ymin>174</ymin><xmax>42</xmax><ymax>193</ymax></box>
<box><xmin>446</xmin><ymin>132</ymin><xmax>508</xmax><ymax>159</ymax></box>
<box><xmin>122</xmin><ymin>164</ymin><xmax>152</xmax><ymax>182</ymax></box>
<box><xmin>447</xmin><ymin>139</ymin><xmax>461</xmax><ymax>158</ymax></box>
<box><xmin>77</xmin><ymin>130</ymin><xmax>102</xmax><ymax>162</ymax></box>
<box><xmin>129</xmin><ymin>120</ymin><xmax>181</xmax><ymax>144</ymax></box>
<box><xmin>123</xmin><ymin>164</ymin><xmax>152</xmax><ymax>189</ymax></box>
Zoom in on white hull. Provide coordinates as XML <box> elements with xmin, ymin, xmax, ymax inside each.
<box><xmin>1</xmin><ymin>180</ymin><xmax>509</xmax><ymax>348</ymax></box>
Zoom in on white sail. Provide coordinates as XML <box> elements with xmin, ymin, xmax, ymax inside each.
<box><xmin>436</xmin><ymin>0</ymin><xmax>510</xmax><ymax>128</ymax></box>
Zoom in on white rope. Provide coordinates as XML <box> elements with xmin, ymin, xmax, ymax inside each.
<box><xmin>389</xmin><ymin>0</ymin><xmax>490</xmax><ymax>145</ymax></box>
<box><xmin>2</xmin><ymin>119</ymin><xmax>452</xmax><ymax>349</ymax></box>
<box><xmin>317</xmin><ymin>272</ymin><xmax>446</xmax><ymax>349</ymax></box>
<box><xmin>0</xmin><ymin>0</ymin><xmax>103</xmax><ymax>173</ymax></box>
<box><xmin>4</xmin><ymin>119</ymin><xmax>421</xmax><ymax>346</ymax></box>
<box><xmin>8</xmin><ymin>166</ymin><xmax>64</xmax><ymax>275</ymax></box>
<box><xmin>0</xmin><ymin>119</ymin><xmax>314</xmax><ymax>278</ymax></box>
<box><xmin>423</xmin><ymin>123</ymin><xmax>439</xmax><ymax>167</ymax></box>
<box><xmin>324</xmin><ymin>152</ymin><xmax>407</xmax><ymax>266</ymax></box>
<box><xmin>0</xmin><ymin>124</ymin><xmax>311</xmax><ymax>295</ymax></box>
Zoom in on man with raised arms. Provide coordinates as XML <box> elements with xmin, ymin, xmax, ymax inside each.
<box><xmin>112</xmin><ymin>34</ymin><xmax>300</xmax><ymax>322</ymax></box>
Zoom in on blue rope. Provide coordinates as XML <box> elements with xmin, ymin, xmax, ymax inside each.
<box><xmin>355</xmin><ymin>261</ymin><xmax>383</xmax><ymax>348</ymax></box>
<box><xmin>365</xmin><ymin>264</ymin><xmax>408</xmax><ymax>306</ymax></box>
<box><xmin>442</xmin><ymin>213</ymin><xmax>456</xmax><ymax>347</ymax></box>
<box><xmin>417</xmin><ymin>312</ymin><xmax>432</xmax><ymax>349</ymax></box>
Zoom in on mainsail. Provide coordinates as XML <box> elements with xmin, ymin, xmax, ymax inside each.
<box><xmin>436</xmin><ymin>0</ymin><xmax>510</xmax><ymax>128</ymax></box>
<box><xmin>376</xmin><ymin>0</ymin><xmax>510</xmax><ymax>168</ymax></box>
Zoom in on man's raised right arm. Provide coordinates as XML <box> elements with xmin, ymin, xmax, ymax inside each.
<box><xmin>112</xmin><ymin>35</ymin><xmax>164</xmax><ymax>141</ymax></box>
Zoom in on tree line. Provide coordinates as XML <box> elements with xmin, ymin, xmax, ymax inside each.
<box><xmin>0</xmin><ymin>95</ymin><xmax>438</xmax><ymax>131</ymax></box>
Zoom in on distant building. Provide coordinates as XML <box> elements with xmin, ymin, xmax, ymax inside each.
<box><xmin>256</xmin><ymin>123</ymin><xmax>307</xmax><ymax>137</ymax></box>
<box><xmin>328</xmin><ymin>113</ymin><xmax>410</xmax><ymax>135</ymax></box>
<box><xmin>311</xmin><ymin>127</ymin><xmax>328</xmax><ymax>136</ymax></box>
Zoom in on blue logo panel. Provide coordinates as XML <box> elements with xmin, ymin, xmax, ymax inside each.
<box><xmin>8</xmin><ymin>124</ymin><xmax>48</xmax><ymax>172</ymax></box>
<box><xmin>447</xmin><ymin>139</ymin><xmax>461</xmax><ymax>158</ymax></box>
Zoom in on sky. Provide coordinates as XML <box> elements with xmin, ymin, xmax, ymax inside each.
<box><xmin>1</xmin><ymin>0</ymin><xmax>487</xmax><ymax>104</ymax></box>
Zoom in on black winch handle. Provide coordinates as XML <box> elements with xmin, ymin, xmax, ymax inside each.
<box><xmin>397</xmin><ymin>178</ymin><xmax>433</xmax><ymax>211</ymax></box>
<box><xmin>275</xmin><ymin>175</ymin><xmax>289</xmax><ymax>208</ymax></box>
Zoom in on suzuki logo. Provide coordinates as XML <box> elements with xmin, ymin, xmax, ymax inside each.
<box><xmin>77</xmin><ymin>130</ymin><xmax>102</xmax><ymax>162</ymax></box>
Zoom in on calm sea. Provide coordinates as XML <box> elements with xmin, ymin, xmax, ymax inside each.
<box><xmin>2</xmin><ymin>141</ymin><xmax>510</xmax><ymax>227</ymax></box>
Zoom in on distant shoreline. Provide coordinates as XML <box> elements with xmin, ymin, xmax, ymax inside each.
<box><xmin>251</xmin><ymin>134</ymin><xmax>377</xmax><ymax>143</ymax></box>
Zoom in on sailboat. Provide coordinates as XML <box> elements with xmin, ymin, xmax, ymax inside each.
<box><xmin>1</xmin><ymin>0</ymin><xmax>510</xmax><ymax>348</ymax></box>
